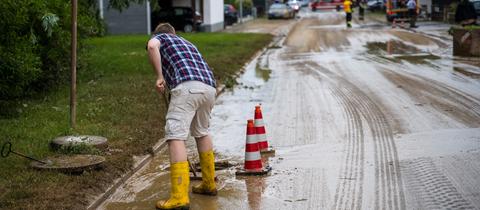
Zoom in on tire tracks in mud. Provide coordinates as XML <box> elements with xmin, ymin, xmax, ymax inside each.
<box><xmin>304</xmin><ymin>62</ymin><xmax>406</xmax><ymax>210</ymax></box>
<box><xmin>330</xmin><ymin>85</ymin><xmax>365</xmax><ymax>210</ymax></box>
<box><xmin>381</xmin><ymin>70</ymin><xmax>480</xmax><ymax>128</ymax></box>
<box><xmin>270</xmin><ymin>168</ymin><xmax>330</xmax><ymax>209</ymax></box>
<box><xmin>402</xmin><ymin>158</ymin><xmax>475</xmax><ymax>209</ymax></box>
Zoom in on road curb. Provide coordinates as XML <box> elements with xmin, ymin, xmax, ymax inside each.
<box><xmin>87</xmin><ymin>139</ymin><xmax>167</xmax><ymax>210</ymax></box>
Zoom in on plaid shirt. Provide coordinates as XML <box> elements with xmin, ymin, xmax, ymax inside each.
<box><xmin>154</xmin><ymin>33</ymin><xmax>216</xmax><ymax>89</ymax></box>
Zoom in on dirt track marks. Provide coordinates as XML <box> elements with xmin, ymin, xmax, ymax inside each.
<box><xmin>270</xmin><ymin>168</ymin><xmax>331</xmax><ymax>209</ymax></box>
<box><xmin>382</xmin><ymin>70</ymin><xmax>480</xmax><ymax>127</ymax></box>
<box><xmin>304</xmin><ymin>62</ymin><xmax>406</xmax><ymax>210</ymax></box>
<box><xmin>402</xmin><ymin>158</ymin><xmax>475</xmax><ymax>209</ymax></box>
<box><xmin>330</xmin><ymin>83</ymin><xmax>365</xmax><ymax>210</ymax></box>
<box><xmin>285</xmin><ymin>18</ymin><xmax>350</xmax><ymax>52</ymax></box>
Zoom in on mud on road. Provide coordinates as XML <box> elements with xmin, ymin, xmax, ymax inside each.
<box><xmin>100</xmin><ymin>10</ymin><xmax>480</xmax><ymax>210</ymax></box>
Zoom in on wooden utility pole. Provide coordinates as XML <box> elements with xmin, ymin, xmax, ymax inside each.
<box><xmin>239</xmin><ymin>0</ymin><xmax>243</xmax><ymax>23</ymax></box>
<box><xmin>70</xmin><ymin>0</ymin><xmax>77</xmax><ymax>128</ymax></box>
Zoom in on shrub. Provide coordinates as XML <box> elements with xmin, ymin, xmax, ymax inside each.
<box><xmin>225</xmin><ymin>0</ymin><xmax>254</xmax><ymax>13</ymax></box>
<box><xmin>0</xmin><ymin>0</ymin><xmax>104</xmax><ymax>102</ymax></box>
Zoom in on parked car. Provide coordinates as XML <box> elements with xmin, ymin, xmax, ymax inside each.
<box><xmin>151</xmin><ymin>7</ymin><xmax>202</xmax><ymax>33</ymax></box>
<box><xmin>367</xmin><ymin>0</ymin><xmax>385</xmax><ymax>11</ymax></box>
<box><xmin>471</xmin><ymin>0</ymin><xmax>480</xmax><ymax>18</ymax></box>
<box><xmin>287</xmin><ymin>0</ymin><xmax>301</xmax><ymax>12</ymax></box>
<box><xmin>268</xmin><ymin>3</ymin><xmax>296</xmax><ymax>19</ymax></box>
<box><xmin>224</xmin><ymin>4</ymin><xmax>238</xmax><ymax>26</ymax></box>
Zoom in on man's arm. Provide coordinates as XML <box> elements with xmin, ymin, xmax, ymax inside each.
<box><xmin>147</xmin><ymin>38</ymin><xmax>165</xmax><ymax>93</ymax></box>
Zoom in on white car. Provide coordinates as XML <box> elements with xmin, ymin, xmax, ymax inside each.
<box><xmin>287</xmin><ymin>0</ymin><xmax>301</xmax><ymax>12</ymax></box>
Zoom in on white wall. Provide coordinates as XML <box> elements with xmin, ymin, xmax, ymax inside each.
<box><xmin>170</xmin><ymin>0</ymin><xmax>225</xmax><ymax>32</ymax></box>
<box><xmin>419</xmin><ymin>0</ymin><xmax>432</xmax><ymax>14</ymax></box>
<box><xmin>203</xmin><ymin>0</ymin><xmax>224</xmax><ymax>31</ymax></box>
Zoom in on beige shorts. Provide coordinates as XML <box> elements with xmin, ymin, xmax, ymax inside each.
<box><xmin>165</xmin><ymin>81</ymin><xmax>216</xmax><ymax>140</ymax></box>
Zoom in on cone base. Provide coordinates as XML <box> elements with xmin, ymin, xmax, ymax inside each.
<box><xmin>235</xmin><ymin>166</ymin><xmax>272</xmax><ymax>176</ymax></box>
<box><xmin>260</xmin><ymin>148</ymin><xmax>275</xmax><ymax>155</ymax></box>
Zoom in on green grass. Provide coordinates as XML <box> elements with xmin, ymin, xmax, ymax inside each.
<box><xmin>0</xmin><ymin>32</ymin><xmax>272</xmax><ymax>210</ymax></box>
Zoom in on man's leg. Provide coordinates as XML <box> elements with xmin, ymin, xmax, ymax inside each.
<box><xmin>195</xmin><ymin>135</ymin><xmax>213</xmax><ymax>153</ymax></box>
<box><xmin>157</xmin><ymin>84</ymin><xmax>194</xmax><ymax>209</ymax></box>
<box><xmin>190</xmin><ymin>84</ymin><xmax>217</xmax><ymax>196</ymax></box>
<box><xmin>409</xmin><ymin>10</ymin><xmax>416</xmax><ymax>27</ymax></box>
<box><xmin>192</xmin><ymin>135</ymin><xmax>217</xmax><ymax>195</ymax></box>
<box><xmin>347</xmin><ymin>13</ymin><xmax>352</xmax><ymax>28</ymax></box>
<box><xmin>168</xmin><ymin>140</ymin><xmax>188</xmax><ymax>163</ymax></box>
<box><xmin>157</xmin><ymin>139</ymin><xmax>190</xmax><ymax>209</ymax></box>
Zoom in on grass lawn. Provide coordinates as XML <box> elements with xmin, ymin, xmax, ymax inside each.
<box><xmin>0</xmin><ymin>32</ymin><xmax>272</xmax><ymax>210</ymax></box>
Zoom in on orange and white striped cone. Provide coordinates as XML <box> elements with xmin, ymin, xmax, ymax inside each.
<box><xmin>254</xmin><ymin>105</ymin><xmax>275</xmax><ymax>155</ymax></box>
<box><xmin>236</xmin><ymin>119</ymin><xmax>271</xmax><ymax>176</ymax></box>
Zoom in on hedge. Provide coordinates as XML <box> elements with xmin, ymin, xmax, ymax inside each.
<box><xmin>0</xmin><ymin>0</ymin><xmax>104</xmax><ymax>102</ymax></box>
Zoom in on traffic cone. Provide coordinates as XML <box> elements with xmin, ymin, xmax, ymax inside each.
<box><xmin>236</xmin><ymin>120</ymin><xmax>271</xmax><ymax>176</ymax></box>
<box><xmin>254</xmin><ymin>105</ymin><xmax>275</xmax><ymax>155</ymax></box>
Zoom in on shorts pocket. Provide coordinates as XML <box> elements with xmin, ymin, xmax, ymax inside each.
<box><xmin>188</xmin><ymin>88</ymin><xmax>206</xmax><ymax>94</ymax></box>
<box><xmin>165</xmin><ymin>118</ymin><xmax>187</xmax><ymax>139</ymax></box>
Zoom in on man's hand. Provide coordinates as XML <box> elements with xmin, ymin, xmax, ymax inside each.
<box><xmin>156</xmin><ymin>77</ymin><xmax>166</xmax><ymax>93</ymax></box>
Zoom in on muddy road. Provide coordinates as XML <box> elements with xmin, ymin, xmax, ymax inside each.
<box><xmin>100</xmin><ymin>10</ymin><xmax>480</xmax><ymax>210</ymax></box>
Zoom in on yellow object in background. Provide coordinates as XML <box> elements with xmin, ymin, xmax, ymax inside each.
<box><xmin>344</xmin><ymin>0</ymin><xmax>352</xmax><ymax>13</ymax></box>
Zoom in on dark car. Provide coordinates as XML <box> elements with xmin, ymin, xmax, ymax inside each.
<box><xmin>224</xmin><ymin>4</ymin><xmax>238</xmax><ymax>26</ymax></box>
<box><xmin>151</xmin><ymin>7</ymin><xmax>202</xmax><ymax>33</ymax></box>
<box><xmin>472</xmin><ymin>0</ymin><xmax>480</xmax><ymax>17</ymax></box>
<box><xmin>367</xmin><ymin>0</ymin><xmax>385</xmax><ymax>11</ymax></box>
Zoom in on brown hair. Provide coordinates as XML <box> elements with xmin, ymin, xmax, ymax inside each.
<box><xmin>153</xmin><ymin>23</ymin><xmax>175</xmax><ymax>35</ymax></box>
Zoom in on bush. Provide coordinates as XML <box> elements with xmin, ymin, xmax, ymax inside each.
<box><xmin>0</xmin><ymin>0</ymin><xmax>104</xmax><ymax>102</ymax></box>
<box><xmin>225</xmin><ymin>0</ymin><xmax>254</xmax><ymax>14</ymax></box>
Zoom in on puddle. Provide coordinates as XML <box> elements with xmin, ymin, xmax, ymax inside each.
<box><xmin>238</xmin><ymin>52</ymin><xmax>272</xmax><ymax>89</ymax></box>
<box><xmin>454</xmin><ymin>67</ymin><xmax>480</xmax><ymax>79</ymax></box>
<box><xmin>255</xmin><ymin>64</ymin><xmax>272</xmax><ymax>82</ymax></box>
<box><xmin>393</xmin><ymin>54</ymin><xmax>441</xmax><ymax>64</ymax></box>
<box><xmin>366</xmin><ymin>40</ymin><xmax>422</xmax><ymax>55</ymax></box>
<box><xmin>366</xmin><ymin>40</ymin><xmax>440</xmax><ymax>64</ymax></box>
<box><xmin>254</xmin><ymin>51</ymin><xmax>273</xmax><ymax>82</ymax></box>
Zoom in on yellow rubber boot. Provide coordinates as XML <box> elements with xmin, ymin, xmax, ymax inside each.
<box><xmin>192</xmin><ymin>151</ymin><xmax>217</xmax><ymax>196</ymax></box>
<box><xmin>156</xmin><ymin>161</ymin><xmax>190</xmax><ymax>210</ymax></box>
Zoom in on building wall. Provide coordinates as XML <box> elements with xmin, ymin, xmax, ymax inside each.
<box><xmin>100</xmin><ymin>0</ymin><xmax>149</xmax><ymax>34</ymax></box>
<box><xmin>418</xmin><ymin>0</ymin><xmax>432</xmax><ymax>15</ymax></box>
<box><xmin>202</xmin><ymin>0</ymin><xmax>224</xmax><ymax>32</ymax></box>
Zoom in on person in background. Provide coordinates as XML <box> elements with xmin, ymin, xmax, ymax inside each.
<box><xmin>407</xmin><ymin>0</ymin><xmax>418</xmax><ymax>28</ymax></box>
<box><xmin>455</xmin><ymin>0</ymin><xmax>478</xmax><ymax>26</ymax></box>
<box><xmin>359</xmin><ymin>0</ymin><xmax>367</xmax><ymax>20</ymax></box>
<box><xmin>344</xmin><ymin>0</ymin><xmax>353</xmax><ymax>28</ymax></box>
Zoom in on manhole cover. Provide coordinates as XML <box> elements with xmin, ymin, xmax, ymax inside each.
<box><xmin>51</xmin><ymin>135</ymin><xmax>108</xmax><ymax>150</ymax></box>
<box><xmin>31</xmin><ymin>154</ymin><xmax>105</xmax><ymax>173</ymax></box>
